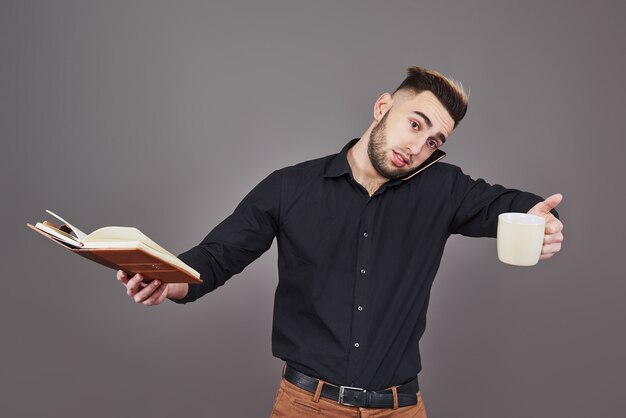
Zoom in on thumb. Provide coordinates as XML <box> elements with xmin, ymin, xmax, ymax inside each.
<box><xmin>528</xmin><ymin>193</ymin><xmax>563</xmax><ymax>216</ymax></box>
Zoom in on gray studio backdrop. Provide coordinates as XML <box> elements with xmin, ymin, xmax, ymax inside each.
<box><xmin>2</xmin><ymin>1</ymin><xmax>624</xmax><ymax>417</ymax></box>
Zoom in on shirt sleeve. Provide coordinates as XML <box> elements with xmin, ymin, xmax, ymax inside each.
<box><xmin>171</xmin><ymin>170</ymin><xmax>282</xmax><ymax>304</ymax></box>
<box><xmin>448</xmin><ymin>166</ymin><xmax>559</xmax><ymax>237</ymax></box>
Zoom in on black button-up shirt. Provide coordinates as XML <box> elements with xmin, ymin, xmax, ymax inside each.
<box><xmin>174</xmin><ymin>138</ymin><xmax>551</xmax><ymax>390</ymax></box>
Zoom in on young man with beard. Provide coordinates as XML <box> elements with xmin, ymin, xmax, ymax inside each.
<box><xmin>116</xmin><ymin>67</ymin><xmax>564</xmax><ymax>417</ymax></box>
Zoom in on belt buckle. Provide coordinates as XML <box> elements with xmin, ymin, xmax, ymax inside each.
<box><xmin>338</xmin><ymin>385</ymin><xmax>367</xmax><ymax>406</ymax></box>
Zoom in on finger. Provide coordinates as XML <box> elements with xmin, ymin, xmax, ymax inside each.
<box><xmin>541</xmin><ymin>242</ymin><xmax>562</xmax><ymax>255</ymax></box>
<box><xmin>133</xmin><ymin>280</ymin><xmax>162</xmax><ymax>303</ymax></box>
<box><xmin>142</xmin><ymin>283</ymin><xmax>168</xmax><ymax>306</ymax></box>
<box><xmin>544</xmin><ymin>216</ymin><xmax>564</xmax><ymax>235</ymax></box>
<box><xmin>117</xmin><ymin>270</ymin><xmax>129</xmax><ymax>285</ymax></box>
<box><xmin>126</xmin><ymin>274</ymin><xmax>145</xmax><ymax>296</ymax></box>
<box><xmin>539</xmin><ymin>253</ymin><xmax>555</xmax><ymax>261</ymax></box>
<box><xmin>544</xmin><ymin>231</ymin><xmax>564</xmax><ymax>245</ymax></box>
<box><xmin>528</xmin><ymin>193</ymin><xmax>563</xmax><ymax>217</ymax></box>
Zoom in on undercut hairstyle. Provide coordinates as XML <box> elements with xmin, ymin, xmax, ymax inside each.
<box><xmin>393</xmin><ymin>66</ymin><xmax>468</xmax><ymax>127</ymax></box>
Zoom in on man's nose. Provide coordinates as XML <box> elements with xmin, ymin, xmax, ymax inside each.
<box><xmin>406</xmin><ymin>137</ymin><xmax>427</xmax><ymax>156</ymax></box>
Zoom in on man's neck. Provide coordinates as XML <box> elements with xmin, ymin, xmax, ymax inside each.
<box><xmin>347</xmin><ymin>137</ymin><xmax>388</xmax><ymax>197</ymax></box>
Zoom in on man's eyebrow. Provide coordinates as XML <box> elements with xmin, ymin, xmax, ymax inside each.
<box><xmin>412</xmin><ymin>111</ymin><xmax>432</xmax><ymax>127</ymax></box>
<box><xmin>412</xmin><ymin>111</ymin><xmax>447</xmax><ymax>144</ymax></box>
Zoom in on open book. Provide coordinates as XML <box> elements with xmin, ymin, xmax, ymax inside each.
<box><xmin>27</xmin><ymin>210</ymin><xmax>201</xmax><ymax>284</ymax></box>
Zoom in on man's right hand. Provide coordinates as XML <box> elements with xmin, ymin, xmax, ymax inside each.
<box><xmin>116</xmin><ymin>270</ymin><xmax>170</xmax><ymax>306</ymax></box>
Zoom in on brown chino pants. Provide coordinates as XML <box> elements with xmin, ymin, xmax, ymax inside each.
<box><xmin>269</xmin><ymin>377</ymin><xmax>427</xmax><ymax>418</ymax></box>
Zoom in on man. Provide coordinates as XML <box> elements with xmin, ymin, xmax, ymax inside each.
<box><xmin>117</xmin><ymin>67</ymin><xmax>564</xmax><ymax>417</ymax></box>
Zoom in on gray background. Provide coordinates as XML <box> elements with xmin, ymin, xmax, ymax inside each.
<box><xmin>2</xmin><ymin>1</ymin><xmax>624</xmax><ymax>417</ymax></box>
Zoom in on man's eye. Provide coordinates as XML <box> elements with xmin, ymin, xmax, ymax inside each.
<box><xmin>427</xmin><ymin>139</ymin><xmax>438</xmax><ymax>149</ymax></box>
<box><xmin>410</xmin><ymin>121</ymin><xmax>419</xmax><ymax>129</ymax></box>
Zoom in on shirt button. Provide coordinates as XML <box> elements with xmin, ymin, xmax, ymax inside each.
<box><xmin>357</xmin><ymin>306</ymin><xmax>363</xmax><ymax>311</ymax></box>
<box><xmin>354</xmin><ymin>342</ymin><xmax>360</xmax><ymax>348</ymax></box>
<box><xmin>363</xmin><ymin>232</ymin><xmax>369</xmax><ymax>238</ymax></box>
<box><xmin>360</xmin><ymin>268</ymin><xmax>366</xmax><ymax>274</ymax></box>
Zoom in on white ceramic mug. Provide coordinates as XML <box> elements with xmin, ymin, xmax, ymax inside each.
<box><xmin>497</xmin><ymin>213</ymin><xmax>545</xmax><ymax>266</ymax></box>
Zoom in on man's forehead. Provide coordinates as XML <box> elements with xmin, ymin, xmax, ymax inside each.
<box><xmin>394</xmin><ymin>90</ymin><xmax>455</xmax><ymax>134</ymax></box>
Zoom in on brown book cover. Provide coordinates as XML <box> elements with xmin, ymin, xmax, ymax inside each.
<box><xmin>27</xmin><ymin>223</ymin><xmax>202</xmax><ymax>284</ymax></box>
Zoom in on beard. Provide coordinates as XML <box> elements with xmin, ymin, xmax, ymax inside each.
<box><xmin>367</xmin><ymin>111</ymin><xmax>416</xmax><ymax>180</ymax></box>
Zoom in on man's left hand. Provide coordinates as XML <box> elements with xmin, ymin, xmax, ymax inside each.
<box><xmin>527</xmin><ymin>193</ymin><xmax>564</xmax><ymax>260</ymax></box>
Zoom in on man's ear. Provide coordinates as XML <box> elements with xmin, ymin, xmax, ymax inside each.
<box><xmin>373</xmin><ymin>92</ymin><xmax>393</xmax><ymax>121</ymax></box>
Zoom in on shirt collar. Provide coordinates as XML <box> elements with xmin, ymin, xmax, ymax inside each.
<box><xmin>323</xmin><ymin>138</ymin><xmax>447</xmax><ymax>181</ymax></box>
<box><xmin>323</xmin><ymin>138</ymin><xmax>360</xmax><ymax>178</ymax></box>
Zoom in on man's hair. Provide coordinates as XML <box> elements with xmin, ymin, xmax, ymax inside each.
<box><xmin>393</xmin><ymin>66</ymin><xmax>468</xmax><ymax>127</ymax></box>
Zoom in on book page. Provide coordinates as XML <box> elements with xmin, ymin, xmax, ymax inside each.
<box><xmin>45</xmin><ymin>210</ymin><xmax>88</xmax><ymax>241</ymax></box>
<box><xmin>35</xmin><ymin>222</ymin><xmax>82</xmax><ymax>248</ymax></box>
<box><xmin>83</xmin><ymin>227</ymin><xmax>175</xmax><ymax>258</ymax></box>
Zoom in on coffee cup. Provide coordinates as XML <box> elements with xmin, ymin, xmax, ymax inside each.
<box><xmin>497</xmin><ymin>213</ymin><xmax>545</xmax><ymax>266</ymax></box>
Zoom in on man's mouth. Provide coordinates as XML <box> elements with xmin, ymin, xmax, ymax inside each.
<box><xmin>391</xmin><ymin>151</ymin><xmax>410</xmax><ymax>168</ymax></box>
